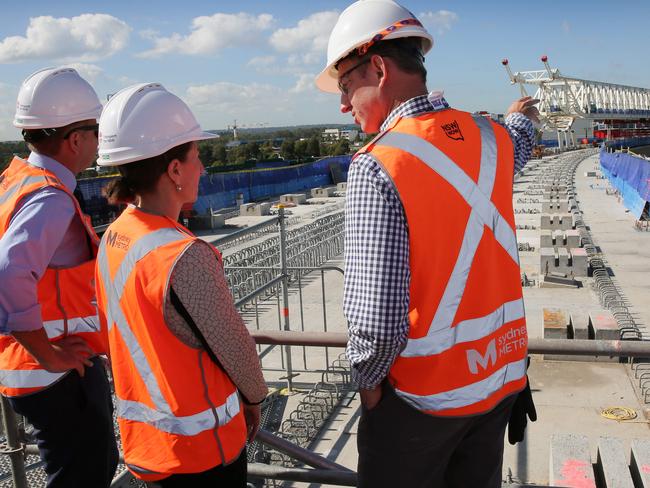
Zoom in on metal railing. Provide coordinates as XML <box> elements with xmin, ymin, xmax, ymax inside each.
<box><xmin>3</xmin><ymin>335</ymin><xmax>650</xmax><ymax>488</ymax></box>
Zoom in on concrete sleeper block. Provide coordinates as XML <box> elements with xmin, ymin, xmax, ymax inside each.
<box><xmin>550</xmin><ymin>434</ymin><xmax>596</xmax><ymax>488</ymax></box>
<box><xmin>596</xmin><ymin>437</ymin><xmax>634</xmax><ymax>488</ymax></box>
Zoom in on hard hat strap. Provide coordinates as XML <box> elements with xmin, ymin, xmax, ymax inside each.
<box><xmin>357</xmin><ymin>18</ymin><xmax>424</xmax><ymax>56</ymax></box>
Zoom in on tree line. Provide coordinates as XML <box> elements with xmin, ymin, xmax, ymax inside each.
<box><xmin>1</xmin><ymin>125</ymin><xmax>363</xmax><ymax>175</ymax></box>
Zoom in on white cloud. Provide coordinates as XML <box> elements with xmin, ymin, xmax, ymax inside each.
<box><xmin>62</xmin><ymin>63</ymin><xmax>103</xmax><ymax>83</ymax></box>
<box><xmin>0</xmin><ymin>14</ymin><xmax>130</xmax><ymax>63</ymax></box>
<box><xmin>269</xmin><ymin>11</ymin><xmax>339</xmax><ymax>65</ymax></box>
<box><xmin>183</xmin><ymin>79</ymin><xmax>344</xmax><ymax>131</ymax></box>
<box><xmin>185</xmin><ymin>81</ymin><xmax>290</xmax><ymax>116</ymax></box>
<box><xmin>247</xmin><ymin>55</ymin><xmax>277</xmax><ymax>69</ymax></box>
<box><xmin>290</xmin><ymin>73</ymin><xmax>317</xmax><ymax>94</ymax></box>
<box><xmin>138</xmin><ymin>13</ymin><xmax>274</xmax><ymax>58</ymax></box>
<box><xmin>419</xmin><ymin>10</ymin><xmax>459</xmax><ymax>35</ymax></box>
<box><xmin>0</xmin><ymin>86</ymin><xmax>21</xmax><ymax>141</ymax></box>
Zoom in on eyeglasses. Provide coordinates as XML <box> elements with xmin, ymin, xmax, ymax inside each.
<box><xmin>63</xmin><ymin>124</ymin><xmax>99</xmax><ymax>139</ymax></box>
<box><xmin>337</xmin><ymin>59</ymin><xmax>371</xmax><ymax>95</ymax></box>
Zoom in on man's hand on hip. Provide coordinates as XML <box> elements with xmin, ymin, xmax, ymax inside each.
<box><xmin>506</xmin><ymin>96</ymin><xmax>540</xmax><ymax>124</ymax></box>
<box><xmin>360</xmin><ymin>384</ymin><xmax>383</xmax><ymax>411</ymax></box>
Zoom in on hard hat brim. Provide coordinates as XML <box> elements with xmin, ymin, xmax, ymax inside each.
<box><xmin>97</xmin><ymin>131</ymin><xmax>218</xmax><ymax>167</ymax></box>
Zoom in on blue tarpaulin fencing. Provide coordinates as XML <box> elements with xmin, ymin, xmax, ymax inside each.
<box><xmin>604</xmin><ymin>137</ymin><xmax>650</xmax><ymax>150</ymax></box>
<box><xmin>77</xmin><ymin>156</ymin><xmax>352</xmax><ymax>218</ymax></box>
<box><xmin>194</xmin><ymin>156</ymin><xmax>351</xmax><ymax>213</ymax></box>
<box><xmin>599</xmin><ymin>147</ymin><xmax>650</xmax><ymax>219</ymax></box>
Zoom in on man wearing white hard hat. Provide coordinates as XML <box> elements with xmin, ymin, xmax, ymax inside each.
<box><xmin>95</xmin><ymin>83</ymin><xmax>267</xmax><ymax>486</ymax></box>
<box><xmin>317</xmin><ymin>1</ymin><xmax>538</xmax><ymax>486</ymax></box>
<box><xmin>0</xmin><ymin>67</ymin><xmax>118</xmax><ymax>486</ymax></box>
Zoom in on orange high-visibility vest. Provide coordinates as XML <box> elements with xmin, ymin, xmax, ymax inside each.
<box><xmin>0</xmin><ymin>157</ymin><xmax>104</xmax><ymax>397</ymax></box>
<box><xmin>359</xmin><ymin>110</ymin><xmax>528</xmax><ymax>417</ymax></box>
<box><xmin>95</xmin><ymin>206</ymin><xmax>246</xmax><ymax>481</ymax></box>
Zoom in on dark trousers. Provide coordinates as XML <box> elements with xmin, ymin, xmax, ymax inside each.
<box><xmin>357</xmin><ymin>383</ymin><xmax>515</xmax><ymax>488</ymax></box>
<box><xmin>145</xmin><ymin>449</ymin><xmax>248</xmax><ymax>488</ymax></box>
<box><xmin>8</xmin><ymin>357</ymin><xmax>119</xmax><ymax>488</ymax></box>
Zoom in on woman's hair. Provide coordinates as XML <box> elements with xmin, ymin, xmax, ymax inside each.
<box><xmin>103</xmin><ymin>142</ymin><xmax>193</xmax><ymax>204</ymax></box>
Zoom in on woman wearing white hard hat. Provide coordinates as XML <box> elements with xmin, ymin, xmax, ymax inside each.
<box><xmin>95</xmin><ymin>83</ymin><xmax>267</xmax><ymax>486</ymax></box>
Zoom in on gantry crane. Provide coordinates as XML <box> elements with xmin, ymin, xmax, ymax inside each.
<box><xmin>502</xmin><ymin>56</ymin><xmax>650</xmax><ymax>148</ymax></box>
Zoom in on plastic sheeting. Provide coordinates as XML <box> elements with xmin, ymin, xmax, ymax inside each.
<box><xmin>600</xmin><ymin>147</ymin><xmax>650</xmax><ymax>219</ymax></box>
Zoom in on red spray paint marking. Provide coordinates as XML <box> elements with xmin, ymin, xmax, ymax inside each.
<box><xmin>556</xmin><ymin>459</ymin><xmax>596</xmax><ymax>488</ymax></box>
<box><xmin>283</xmin><ymin>308</ymin><xmax>289</xmax><ymax>317</ymax></box>
<box><xmin>642</xmin><ymin>464</ymin><xmax>650</xmax><ymax>474</ymax></box>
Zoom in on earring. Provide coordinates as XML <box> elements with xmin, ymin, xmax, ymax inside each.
<box><xmin>176</xmin><ymin>184</ymin><xmax>182</xmax><ymax>192</ymax></box>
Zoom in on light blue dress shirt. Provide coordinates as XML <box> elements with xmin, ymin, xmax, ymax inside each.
<box><xmin>0</xmin><ymin>152</ymin><xmax>90</xmax><ymax>334</ymax></box>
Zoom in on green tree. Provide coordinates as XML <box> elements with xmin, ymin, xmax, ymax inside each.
<box><xmin>307</xmin><ymin>136</ymin><xmax>321</xmax><ymax>157</ymax></box>
<box><xmin>294</xmin><ymin>140</ymin><xmax>308</xmax><ymax>162</ymax></box>
<box><xmin>333</xmin><ymin>140</ymin><xmax>350</xmax><ymax>156</ymax></box>
<box><xmin>214</xmin><ymin>145</ymin><xmax>227</xmax><ymax>163</ymax></box>
<box><xmin>248</xmin><ymin>141</ymin><xmax>261</xmax><ymax>160</ymax></box>
<box><xmin>198</xmin><ymin>143</ymin><xmax>213</xmax><ymax>165</ymax></box>
<box><xmin>280</xmin><ymin>140</ymin><xmax>295</xmax><ymax>160</ymax></box>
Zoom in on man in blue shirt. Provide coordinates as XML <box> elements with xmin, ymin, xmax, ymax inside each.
<box><xmin>0</xmin><ymin>67</ymin><xmax>118</xmax><ymax>487</ymax></box>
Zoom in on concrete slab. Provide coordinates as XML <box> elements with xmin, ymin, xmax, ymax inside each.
<box><xmin>549</xmin><ymin>434</ymin><xmax>596</xmax><ymax>488</ymax></box>
<box><xmin>596</xmin><ymin>437</ymin><xmax>635</xmax><ymax>488</ymax></box>
<box><xmin>280</xmin><ymin>193</ymin><xmax>307</xmax><ymax>205</ymax></box>
<box><xmin>543</xmin><ymin>308</ymin><xmax>569</xmax><ymax>340</ymax></box>
<box><xmin>311</xmin><ymin>187</ymin><xmax>335</xmax><ymax>198</ymax></box>
<box><xmin>569</xmin><ymin>312</ymin><xmax>590</xmax><ymax>340</ymax></box>
<box><xmin>589</xmin><ymin>311</ymin><xmax>619</xmax><ymax>341</ymax></box>
<box><xmin>571</xmin><ymin>248</ymin><xmax>588</xmax><ymax>277</ymax></box>
<box><xmin>630</xmin><ymin>439</ymin><xmax>650</xmax><ymax>488</ymax></box>
<box><xmin>540</xmin><ymin>230</ymin><xmax>553</xmax><ymax>248</ymax></box>
<box><xmin>540</xmin><ymin>247</ymin><xmax>556</xmax><ymax>275</ymax></box>
<box><xmin>240</xmin><ymin>202</ymin><xmax>271</xmax><ymax>216</ymax></box>
<box><xmin>566</xmin><ymin>230</ymin><xmax>581</xmax><ymax>248</ymax></box>
<box><xmin>558</xmin><ymin>247</ymin><xmax>570</xmax><ymax>271</ymax></box>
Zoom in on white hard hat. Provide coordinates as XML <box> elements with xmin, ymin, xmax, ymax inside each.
<box><xmin>97</xmin><ymin>83</ymin><xmax>217</xmax><ymax>167</ymax></box>
<box><xmin>13</xmin><ymin>67</ymin><xmax>102</xmax><ymax>129</ymax></box>
<box><xmin>315</xmin><ymin>0</ymin><xmax>433</xmax><ymax>93</ymax></box>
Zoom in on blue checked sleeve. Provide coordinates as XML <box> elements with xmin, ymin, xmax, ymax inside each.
<box><xmin>343</xmin><ymin>154</ymin><xmax>411</xmax><ymax>389</ymax></box>
<box><xmin>504</xmin><ymin>112</ymin><xmax>535</xmax><ymax>173</ymax></box>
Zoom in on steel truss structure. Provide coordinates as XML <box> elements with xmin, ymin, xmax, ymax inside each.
<box><xmin>502</xmin><ymin>56</ymin><xmax>650</xmax><ymax>148</ymax></box>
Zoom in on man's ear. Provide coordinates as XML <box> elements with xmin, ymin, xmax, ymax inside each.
<box><xmin>66</xmin><ymin>131</ymin><xmax>82</xmax><ymax>155</ymax></box>
<box><xmin>371</xmin><ymin>54</ymin><xmax>387</xmax><ymax>86</ymax></box>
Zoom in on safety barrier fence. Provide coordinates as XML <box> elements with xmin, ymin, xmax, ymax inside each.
<box><xmin>599</xmin><ymin>147</ymin><xmax>650</xmax><ymax>220</ymax></box>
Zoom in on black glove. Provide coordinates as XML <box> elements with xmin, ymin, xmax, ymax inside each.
<box><xmin>507</xmin><ymin>373</ymin><xmax>537</xmax><ymax>445</ymax></box>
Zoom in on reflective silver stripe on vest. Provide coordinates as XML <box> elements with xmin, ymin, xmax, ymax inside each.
<box><xmin>117</xmin><ymin>390</ymin><xmax>241</xmax><ymax>436</ymax></box>
<box><xmin>98</xmin><ymin>228</ymin><xmax>187</xmax><ymax>414</ymax></box>
<box><xmin>0</xmin><ymin>369</ymin><xmax>66</xmax><ymax>389</ymax></box>
<box><xmin>401</xmin><ymin>299</ymin><xmax>525</xmax><ymax>357</ymax></box>
<box><xmin>375</xmin><ymin>117</ymin><xmax>523</xmax><ymax>358</ymax></box>
<box><xmin>394</xmin><ymin>357</ymin><xmax>527</xmax><ymax>412</ymax></box>
<box><xmin>43</xmin><ymin>315</ymin><xmax>100</xmax><ymax>339</ymax></box>
<box><xmin>0</xmin><ymin>174</ymin><xmax>49</xmax><ymax>207</ymax></box>
<box><xmin>99</xmin><ymin>226</ymin><xmax>240</xmax><ymax>436</ymax></box>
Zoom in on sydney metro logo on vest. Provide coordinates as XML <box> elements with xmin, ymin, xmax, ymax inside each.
<box><xmin>465</xmin><ymin>324</ymin><xmax>527</xmax><ymax>374</ymax></box>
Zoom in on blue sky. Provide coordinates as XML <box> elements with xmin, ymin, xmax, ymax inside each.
<box><xmin>1</xmin><ymin>0</ymin><xmax>649</xmax><ymax>141</ymax></box>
